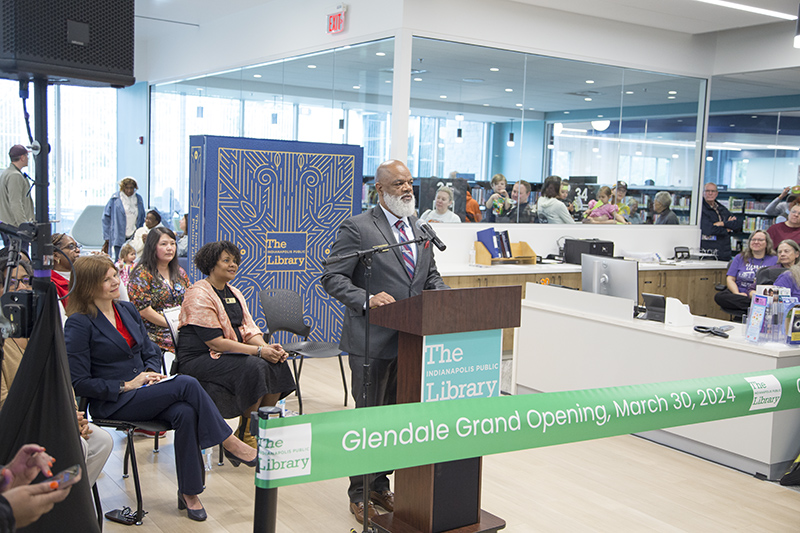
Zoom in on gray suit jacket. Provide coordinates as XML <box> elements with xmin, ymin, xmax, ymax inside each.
<box><xmin>321</xmin><ymin>206</ymin><xmax>449</xmax><ymax>359</ymax></box>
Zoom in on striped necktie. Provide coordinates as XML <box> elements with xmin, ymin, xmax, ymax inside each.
<box><xmin>395</xmin><ymin>220</ymin><xmax>415</xmax><ymax>279</ymax></box>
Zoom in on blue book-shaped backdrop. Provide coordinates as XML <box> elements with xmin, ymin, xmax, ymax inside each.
<box><xmin>189</xmin><ymin>135</ymin><xmax>363</xmax><ymax>344</ymax></box>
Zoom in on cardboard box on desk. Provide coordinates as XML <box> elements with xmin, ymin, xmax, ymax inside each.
<box><xmin>474</xmin><ymin>241</ymin><xmax>536</xmax><ymax>266</ymax></box>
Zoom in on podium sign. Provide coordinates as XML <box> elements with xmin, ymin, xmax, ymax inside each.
<box><xmin>371</xmin><ymin>286</ymin><xmax>519</xmax><ymax>533</ymax></box>
<box><xmin>422</xmin><ymin>330</ymin><xmax>502</xmax><ymax>403</ymax></box>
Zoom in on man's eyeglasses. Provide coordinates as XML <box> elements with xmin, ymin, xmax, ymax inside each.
<box><xmin>8</xmin><ymin>276</ymin><xmax>31</xmax><ymax>290</ymax></box>
<box><xmin>63</xmin><ymin>243</ymin><xmax>80</xmax><ymax>251</ymax></box>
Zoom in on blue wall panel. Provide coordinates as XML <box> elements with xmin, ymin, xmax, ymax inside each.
<box><xmin>189</xmin><ymin>135</ymin><xmax>362</xmax><ymax>344</ymax></box>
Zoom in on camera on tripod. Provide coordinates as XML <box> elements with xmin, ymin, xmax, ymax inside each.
<box><xmin>0</xmin><ymin>223</ymin><xmax>44</xmax><ymax>339</ymax></box>
<box><xmin>0</xmin><ymin>289</ymin><xmax>36</xmax><ymax>339</ymax></box>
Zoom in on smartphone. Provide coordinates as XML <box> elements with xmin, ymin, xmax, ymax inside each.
<box><xmin>44</xmin><ymin>464</ymin><xmax>82</xmax><ymax>490</ymax></box>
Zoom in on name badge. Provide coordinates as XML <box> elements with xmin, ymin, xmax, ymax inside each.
<box><xmin>225</xmin><ymin>297</ymin><xmax>236</xmax><ymax>304</ymax></box>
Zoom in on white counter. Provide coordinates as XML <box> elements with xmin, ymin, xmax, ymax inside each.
<box><xmin>513</xmin><ymin>283</ymin><xmax>800</xmax><ymax>480</ymax></box>
<box><xmin>432</xmin><ymin>224</ymin><xmax>702</xmax><ymax>270</ymax></box>
<box><xmin>439</xmin><ymin>260</ymin><xmax>727</xmax><ymax>277</ymax></box>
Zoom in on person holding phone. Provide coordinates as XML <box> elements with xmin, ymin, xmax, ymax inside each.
<box><xmin>0</xmin><ymin>444</ymin><xmax>72</xmax><ymax>530</ymax></box>
<box><xmin>65</xmin><ymin>255</ymin><xmax>258</xmax><ymax>522</ymax></box>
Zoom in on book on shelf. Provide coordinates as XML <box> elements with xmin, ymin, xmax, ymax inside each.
<box><xmin>476</xmin><ymin>227</ymin><xmax>500</xmax><ymax>258</ymax></box>
<box><xmin>728</xmin><ymin>196</ymin><xmax>745</xmax><ymax>210</ymax></box>
<box><xmin>497</xmin><ymin>230</ymin><xmax>513</xmax><ymax>258</ymax></box>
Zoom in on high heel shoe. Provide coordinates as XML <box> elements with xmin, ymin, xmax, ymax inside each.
<box><xmin>223</xmin><ymin>447</ymin><xmax>258</xmax><ymax>468</ymax></box>
<box><xmin>177</xmin><ymin>491</ymin><xmax>207</xmax><ymax>522</ymax></box>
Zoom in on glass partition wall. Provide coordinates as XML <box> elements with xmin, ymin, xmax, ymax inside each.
<box><xmin>703</xmin><ymin>67</ymin><xmax>800</xmax><ymax>251</ymax></box>
<box><xmin>149</xmin><ymin>36</ymin><xmax>708</xmax><ymax>225</ymax></box>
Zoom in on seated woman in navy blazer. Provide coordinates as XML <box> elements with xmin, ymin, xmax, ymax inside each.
<box><xmin>64</xmin><ymin>255</ymin><xmax>257</xmax><ymax>522</ymax></box>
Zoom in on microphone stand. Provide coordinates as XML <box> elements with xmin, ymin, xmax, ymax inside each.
<box><xmin>327</xmin><ymin>235</ymin><xmax>430</xmax><ymax>533</ymax></box>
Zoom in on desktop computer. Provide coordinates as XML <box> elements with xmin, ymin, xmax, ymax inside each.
<box><xmin>564</xmin><ymin>238</ymin><xmax>614</xmax><ymax>265</ymax></box>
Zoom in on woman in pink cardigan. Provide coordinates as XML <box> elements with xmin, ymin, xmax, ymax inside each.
<box><xmin>177</xmin><ymin>241</ymin><xmax>295</xmax><ymax>449</ymax></box>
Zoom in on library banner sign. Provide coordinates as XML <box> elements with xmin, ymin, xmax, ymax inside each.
<box><xmin>255</xmin><ymin>366</ymin><xmax>800</xmax><ymax>488</ymax></box>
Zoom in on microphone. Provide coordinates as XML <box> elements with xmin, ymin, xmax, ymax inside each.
<box><xmin>0</xmin><ymin>221</ymin><xmax>35</xmax><ymax>241</ymax></box>
<box><xmin>415</xmin><ymin>219</ymin><xmax>446</xmax><ymax>251</ymax></box>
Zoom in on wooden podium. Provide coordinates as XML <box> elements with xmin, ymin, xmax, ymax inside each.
<box><xmin>369</xmin><ymin>286</ymin><xmax>521</xmax><ymax>533</ymax></box>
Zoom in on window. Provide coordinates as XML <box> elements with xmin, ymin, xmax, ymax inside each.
<box><xmin>0</xmin><ymin>79</ymin><xmax>117</xmax><ymax>234</ymax></box>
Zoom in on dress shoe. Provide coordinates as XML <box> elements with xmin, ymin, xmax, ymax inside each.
<box><xmin>177</xmin><ymin>491</ymin><xmax>207</xmax><ymax>522</ymax></box>
<box><xmin>223</xmin><ymin>447</ymin><xmax>258</xmax><ymax>468</ymax></box>
<box><xmin>370</xmin><ymin>490</ymin><xmax>394</xmax><ymax>512</ymax></box>
<box><xmin>349</xmin><ymin>501</ymin><xmax>377</xmax><ymax>524</ymax></box>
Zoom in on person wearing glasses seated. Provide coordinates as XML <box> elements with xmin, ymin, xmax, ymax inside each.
<box><xmin>714</xmin><ymin>230</ymin><xmax>778</xmax><ymax>315</ymax></box>
<box><xmin>51</xmin><ymin>233</ymin><xmax>82</xmax><ymax>307</ymax></box>
<box><xmin>1</xmin><ymin>249</ymin><xmax>34</xmax><ymax>407</ymax></box>
<box><xmin>177</xmin><ymin>241</ymin><xmax>295</xmax><ymax>448</ymax></box>
<box><xmin>65</xmin><ymin>255</ymin><xmax>258</xmax><ymax>522</ymax></box>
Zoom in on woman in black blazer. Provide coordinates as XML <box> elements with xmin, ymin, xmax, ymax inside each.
<box><xmin>64</xmin><ymin>255</ymin><xmax>257</xmax><ymax>522</ymax></box>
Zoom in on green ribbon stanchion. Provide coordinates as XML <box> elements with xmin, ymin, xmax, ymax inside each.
<box><xmin>255</xmin><ymin>366</ymin><xmax>800</xmax><ymax>490</ymax></box>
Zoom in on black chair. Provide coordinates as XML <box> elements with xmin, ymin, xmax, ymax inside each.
<box><xmin>92</xmin><ymin>483</ymin><xmax>103</xmax><ymax>531</ymax></box>
<box><xmin>259</xmin><ymin>288</ymin><xmax>347</xmax><ymax>415</ymax></box>
<box><xmin>78</xmin><ymin>397</ymin><xmax>171</xmax><ymax>526</ymax></box>
<box><xmin>756</xmin><ymin>266</ymin><xmax>787</xmax><ymax>285</ymax></box>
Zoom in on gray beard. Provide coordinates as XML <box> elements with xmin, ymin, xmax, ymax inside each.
<box><xmin>383</xmin><ymin>192</ymin><xmax>417</xmax><ymax>218</ymax></box>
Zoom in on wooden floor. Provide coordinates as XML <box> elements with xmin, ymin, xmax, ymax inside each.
<box><xmin>95</xmin><ymin>357</ymin><xmax>800</xmax><ymax>532</ymax></box>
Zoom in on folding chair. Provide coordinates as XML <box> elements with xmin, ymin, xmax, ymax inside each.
<box><xmin>78</xmin><ymin>397</ymin><xmax>171</xmax><ymax>526</ymax></box>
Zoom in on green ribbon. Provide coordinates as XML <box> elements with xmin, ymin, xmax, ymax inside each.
<box><xmin>255</xmin><ymin>366</ymin><xmax>800</xmax><ymax>488</ymax></box>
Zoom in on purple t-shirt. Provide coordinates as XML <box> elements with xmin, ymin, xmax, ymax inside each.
<box><xmin>727</xmin><ymin>254</ymin><xmax>779</xmax><ymax>294</ymax></box>
<box><xmin>775</xmin><ymin>271</ymin><xmax>800</xmax><ymax>298</ymax></box>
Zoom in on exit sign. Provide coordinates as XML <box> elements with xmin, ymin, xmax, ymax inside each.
<box><xmin>327</xmin><ymin>5</ymin><xmax>346</xmax><ymax>34</ymax></box>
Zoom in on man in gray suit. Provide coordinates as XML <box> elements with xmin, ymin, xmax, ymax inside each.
<box><xmin>322</xmin><ymin>159</ymin><xmax>449</xmax><ymax>524</ymax></box>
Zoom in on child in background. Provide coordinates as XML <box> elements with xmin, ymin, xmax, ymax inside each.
<box><xmin>584</xmin><ymin>186</ymin><xmax>628</xmax><ymax>224</ymax></box>
<box><xmin>484</xmin><ymin>174</ymin><xmax>511</xmax><ymax>222</ymax></box>
<box><xmin>115</xmin><ymin>243</ymin><xmax>136</xmax><ymax>287</ymax></box>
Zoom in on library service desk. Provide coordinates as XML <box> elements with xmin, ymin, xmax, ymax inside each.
<box><xmin>440</xmin><ymin>260</ymin><xmax>730</xmax><ymax>352</ymax></box>
<box><xmin>513</xmin><ymin>282</ymin><xmax>800</xmax><ymax>480</ymax></box>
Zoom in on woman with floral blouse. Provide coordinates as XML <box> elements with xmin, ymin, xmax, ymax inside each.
<box><xmin>127</xmin><ymin>227</ymin><xmax>190</xmax><ymax>352</ymax></box>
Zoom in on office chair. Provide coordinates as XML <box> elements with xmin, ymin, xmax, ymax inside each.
<box><xmin>756</xmin><ymin>266</ymin><xmax>786</xmax><ymax>286</ymax></box>
<box><xmin>70</xmin><ymin>205</ymin><xmax>106</xmax><ymax>250</ymax></box>
<box><xmin>259</xmin><ymin>288</ymin><xmax>347</xmax><ymax>415</ymax></box>
<box><xmin>78</xmin><ymin>396</ymin><xmax>171</xmax><ymax>526</ymax></box>
<box><xmin>163</xmin><ymin>307</ymin><xmax>238</xmax><ymax>465</ymax></box>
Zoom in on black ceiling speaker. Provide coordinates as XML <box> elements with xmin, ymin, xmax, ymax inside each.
<box><xmin>0</xmin><ymin>0</ymin><xmax>135</xmax><ymax>87</ymax></box>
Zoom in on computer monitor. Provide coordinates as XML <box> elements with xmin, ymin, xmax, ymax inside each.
<box><xmin>581</xmin><ymin>254</ymin><xmax>639</xmax><ymax>302</ymax></box>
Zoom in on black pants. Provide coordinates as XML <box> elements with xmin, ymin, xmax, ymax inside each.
<box><xmin>347</xmin><ymin>355</ymin><xmax>397</xmax><ymax>503</ymax></box>
<box><xmin>714</xmin><ymin>289</ymin><xmax>750</xmax><ymax>313</ymax></box>
<box><xmin>103</xmin><ymin>375</ymin><xmax>232</xmax><ymax>495</ymax></box>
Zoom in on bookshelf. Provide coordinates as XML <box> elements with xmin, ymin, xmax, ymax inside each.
<box><xmin>716</xmin><ymin>188</ymin><xmax>780</xmax><ymax>252</ymax></box>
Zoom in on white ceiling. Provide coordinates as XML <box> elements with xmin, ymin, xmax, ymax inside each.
<box><xmin>134</xmin><ymin>0</ymin><xmax>273</xmax><ymax>39</ymax></box>
<box><xmin>133</xmin><ymin>0</ymin><xmax>799</xmax><ymax>40</ymax></box>
<box><xmin>508</xmin><ymin>0</ymin><xmax>799</xmax><ymax>34</ymax></box>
